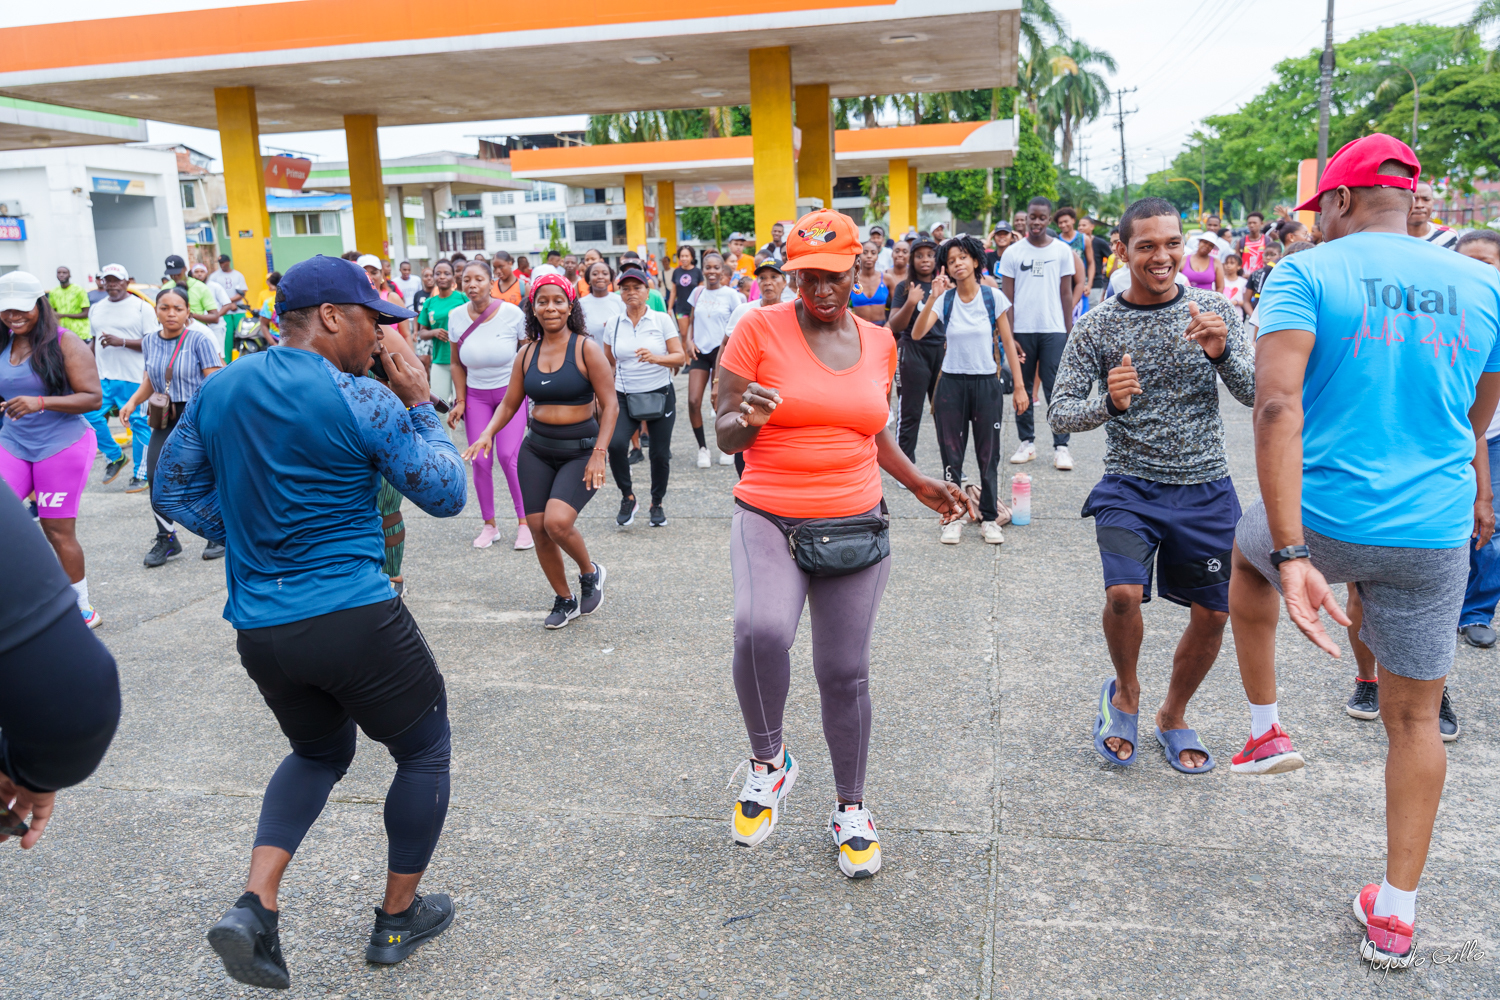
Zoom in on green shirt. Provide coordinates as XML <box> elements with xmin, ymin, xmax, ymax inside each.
<box><xmin>647</xmin><ymin>289</ymin><xmax>667</xmax><ymax>313</ymax></box>
<box><xmin>48</xmin><ymin>284</ymin><xmax>91</xmax><ymax>339</ymax></box>
<box><xmin>417</xmin><ymin>289</ymin><xmax>468</xmax><ymax>365</ymax></box>
<box><xmin>181</xmin><ymin>277</ymin><xmax>218</xmax><ymax>321</ymax></box>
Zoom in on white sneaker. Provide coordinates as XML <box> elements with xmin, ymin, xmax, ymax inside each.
<box><xmin>981</xmin><ymin>520</ymin><xmax>1004</xmax><ymax>544</ymax></box>
<box><xmin>940</xmin><ymin>521</ymin><xmax>963</xmax><ymax>544</ymax></box>
<box><xmin>830</xmin><ymin>802</ymin><xmax>882</xmax><ymax>878</ymax></box>
<box><xmin>1053</xmin><ymin>445</ymin><xmax>1074</xmax><ymax>471</ymax></box>
<box><xmin>697</xmin><ymin>446</ymin><xmax>711</xmax><ymax>469</ymax></box>
<box><xmin>719</xmin><ymin>451</ymin><xmax>734</xmax><ymax>466</ymax></box>
<box><xmin>1010</xmin><ymin>441</ymin><xmax>1037</xmax><ymax>464</ymax></box>
<box><xmin>728</xmin><ymin>750</ymin><xmax>799</xmax><ymax>847</ymax></box>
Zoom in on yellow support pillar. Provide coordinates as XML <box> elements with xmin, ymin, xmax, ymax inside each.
<box><xmin>657</xmin><ymin>180</ymin><xmax>677</xmax><ymax>260</ymax></box>
<box><xmin>908</xmin><ymin>165</ymin><xmax>920</xmax><ymax>235</ymax></box>
<box><xmin>888</xmin><ymin>158</ymin><xmax>911</xmax><ymax>237</ymax></box>
<box><xmin>795</xmin><ymin>83</ymin><xmax>833</xmax><ymax>211</ymax></box>
<box><xmin>213</xmin><ymin>86</ymin><xmax>269</xmax><ymax>298</ymax></box>
<box><xmin>624</xmin><ymin>173</ymin><xmax>647</xmax><ymax>255</ymax></box>
<box><xmin>344</xmin><ymin>114</ymin><xmax>387</xmax><ymax>257</ymax></box>
<box><xmin>749</xmin><ymin>46</ymin><xmax>796</xmax><ymax>250</ymax></box>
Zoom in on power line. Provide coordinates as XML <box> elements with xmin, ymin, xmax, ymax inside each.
<box><xmin>1112</xmin><ymin>87</ymin><xmax>1139</xmax><ymax>202</ymax></box>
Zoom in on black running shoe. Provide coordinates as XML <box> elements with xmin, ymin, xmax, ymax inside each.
<box><xmin>365</xmin><ymin>893</ymin><xmax>455</xmax><ymax>965</ymax></box>
<box><xmin>544</xmin><ymin>594</ymin><xmax>579</xmax><ymax>629</ymax></box>
<box><xmin>639</xmin><ymin>432</ymin><xmax>651</xmax><ymax>450</ymax></box>
<box><xmin>579</xmin><ymin>562</ymin><xmax>606</xmax><ymax>615</ymax></box>
<box><xmin>649</xmin><ymin>504</ymin><xmax>667</xmax><ymax>527</ymax></box>
<box><xmin>1346</xmin><ymin>678</ymin><xmax>1379</xmax><ymax>720</ymax></box>
<box><xmin>103</xmin><ymin>457</ymin><xmax>128</xmax><ymax>484</ymax></box>
<box><xmin>206</xmin><ymin>893</ymin><xmax>290</xmax><ymax>990</ymax></box>
<box><xmin>1458</xmin><ymin>623</ymin><xmax>1496</xmax><ymax>648</ymax></box>
<box><xmin>617</xmin><ymin>496</ymin><xmax>638</xmax><ymax>526</ymax></box>
<box><xmin>144</xmin><ymin>533</ymin><xmax>183</xmax><ymax>568</ymax></box>
<box><xmin>628</xmin><ymin>446</ymin><xmax>645</xmax><ymax>465</ymax></box>
<box><xmin>203</xmin><ymin>540</ymin><xmax>226</xmax><ymax>560</ymax></box>
<box><xmin>1439</xmin><ymin>686</ymin><xmax>1460</xmax><ymax>742</ymax></box>
<box><xmin>125</xmin><ymin>476</ymin><xmax>148</xmax><ymax>494</ymax></box>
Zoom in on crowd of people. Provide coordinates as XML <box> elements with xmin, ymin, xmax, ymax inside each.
<box><xmin>5</xmin><ymin>128</ymin><xmax>1500</xmax><ymax>987</ymax></box>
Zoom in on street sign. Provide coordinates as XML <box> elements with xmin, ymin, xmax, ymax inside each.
<box><xmin>0</xmin><ymin>216</ymin><xmax>25</xmax><ymax>241</ymax></box>
<box><xmin>264</xmin><ymin>157</ymin><xmax>312</xmax><ymax>191</ymax></box>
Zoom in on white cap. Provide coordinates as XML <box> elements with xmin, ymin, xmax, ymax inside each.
<box><xmin>530</xmin><ymin>263</ymin><xmax>563</xmax><ymax>278</ymax></box>
<box><xmin>356</xmin><ymin>254</ymin><xmax>382</xmax><ymax>270</ymax></box>
<box><xmin>0</xmin><ymin>270</ymin><xmax>45</xmax><ymax>313</ymax></box>
<box><xmin>100</xmin><ymin>263</ymin><xmax>129</xmax><ymax>281</ymax></box>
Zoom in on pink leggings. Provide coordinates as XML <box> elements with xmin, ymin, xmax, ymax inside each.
<box><xmin>0</xmin><ymin>427</ymin><xmax>97</xmax><ymax>519</ymax></box>
<box><xmin>463</xmin><ymin>386</ymin><xmax>525</xmax><ymax>522</ymax></box>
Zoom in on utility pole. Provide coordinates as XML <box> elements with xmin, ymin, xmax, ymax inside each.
<box><xmin>1316</xmin><ymin>0</ymin><xmax>1335</xmax><ymax>181</ymax></box>
<box><xmin>1113</xmin><ymin>87</ymin><xmax>1138</xmax><ymax>203</ymax></box>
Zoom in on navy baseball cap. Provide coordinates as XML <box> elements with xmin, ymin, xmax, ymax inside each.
<box><xmin>277</xmin><ymin>255</ymin><xmax>416</xmax><ymax>324</ymax></box>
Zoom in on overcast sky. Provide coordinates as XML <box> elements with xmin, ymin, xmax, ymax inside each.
<box><xmin>18</xmin><ymin>0</ymin><xmax>1482</xmax><ymax>178</ymax></box>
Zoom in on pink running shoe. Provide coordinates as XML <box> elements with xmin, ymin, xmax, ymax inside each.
<box><xmin>473</xmin><ymin>524</ymin><xmax>500</xmax><ymax>549</ymax></box>
<box><xmin>514</xmin><ymin>523</ymin><xmax>535</xmax><ymax>550</ymax></box>
<box><xmin>1354</xmin><ymin>883</ymin><xmax>1417</xmax><ymax>969</ymax></box>
<box><xmin>1229</xmin><ymin>723</ymin><xmax>1306</xmax><ymax>775</ymax></box>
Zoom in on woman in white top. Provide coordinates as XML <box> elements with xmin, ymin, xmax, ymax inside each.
<box><xmin>914</xmin><ymin>234</ymin><xmax>1029</xmax><ymax>545</ymax></box>
<box><xmin>683</xmin><ymin>251</ymin><xmax>745</xmax><ymax>467</ymax></box>
<box><xmin>577</xmin><ymin>261</ymin><xmax>625</xmax><ymax>337</ymax></box>
<box><xmin>446</xmin><ymin>259</ymin><xmax>530</xmax><ymax>550</ymax></box>
<box><xmin>602</xmin><ymin>263</ymin><xmax>687</xmax><ymax>528</ymax></box>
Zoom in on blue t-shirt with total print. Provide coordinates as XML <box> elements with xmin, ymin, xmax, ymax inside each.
<box><xmin>1257</xmin><ymin>231</ymin><xmax>1500</xmax><ymax>548</ymax></box>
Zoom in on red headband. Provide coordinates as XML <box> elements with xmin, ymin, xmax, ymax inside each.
<box><xmin>529</xmin><ymin>273</ymin><xmax>576</xmax><ymax>303</ymax></box>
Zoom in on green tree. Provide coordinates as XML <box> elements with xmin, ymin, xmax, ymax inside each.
<box><xmin>1459</xmin><ymin>0</ymin><xmax>1500</xmax><ymax>71</ymax></box>
<box><xmin>546</xmin><ymin>218</ymin><xmax>570</xmax><ymax>256</ymax></box>
<box><xmin>926</xmin><ymin>170</ymin><xmax>990</xmax><ymax>227</ymax></box>
<box><xmin>1375</xmin><ymin>64</ymin><xmax>1500</xmax><ymax>188</ymax></box>
<box><xmin>678</xmin><ymin>205</ymin><xmax>755</xmax><ymax>246</ymax></box>
<box><xmin>1008</xmin><ymin>108</ymin><xmax>1058</xmax><ymax>216</ymax></box>
<box><xmin>1040</xmin><ymin>38</ymin><xmax>1116</xmax><ymax>172</ymax></box>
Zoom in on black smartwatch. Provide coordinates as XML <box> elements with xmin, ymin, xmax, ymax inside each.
<box><xmin>1269</xmin><ymin>544</ymin><xmax>1311</xmax><ymax>568</ymax></box>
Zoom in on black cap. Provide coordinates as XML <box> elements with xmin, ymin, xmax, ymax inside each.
<box><xmin>991</xmin><ymin>221</ymin><xmax>1013</xmax><ymax>234</ymax></box>
<box><xmin>753</xmin><ymin>259</ymin><xmax>783</xmax><ymax>276</ymax></box>
<box><xmin>276</xmin><ymin>255</ymin><xmax>416</xmax><ymax>325</ymax></box>
<box><xmin>910</xmin><ymin>237</ymin><xmax>939</xmax><ymax>254</ymax></box>
<box><xmin>217</xmin><ymin>254</ymin><xmax>232</xmax><ymax>263</ymax></box>
<box><xmin>164</xmin><ymin>254</ymin><xmax>187</xmax><ymax>275</ymax></box>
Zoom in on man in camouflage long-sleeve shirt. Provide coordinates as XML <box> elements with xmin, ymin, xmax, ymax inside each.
<box><xmin>1049</xmin><ymin>199</ymin><xmax>1254</xmax><ymax>773</ymax></box>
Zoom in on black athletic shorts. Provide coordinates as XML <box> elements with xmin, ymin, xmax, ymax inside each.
<box><xmin>236</xmin><ymin>597</ymin><xmax>443</xmax><ymax>743</ymax></box>
<box><xmin>687</xmin><ymin>345</ymin><xmax>720</xmax><ymax>373</ymax></box>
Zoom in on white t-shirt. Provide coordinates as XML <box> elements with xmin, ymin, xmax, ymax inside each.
<box><xmin>188</xmin><ymin>318</ymin><xmax>225</xmax><ymax>364</ymax></box>
<box><xmin>687</xmin><ymin>285</ymin><xmax>745</xmax><ymax>353</ymax></box>
<box><xmin>447</xmin><ymin>300</ymin><xmax>525</xmax><ymax>390</ymax></box>
<box><xmin>393</xmin><ymin>274</ymin><xmax>424</xmax><ymax>301</ymax></box>
<box><xmin>206</xmin><ymin>268</ymin><xmax>247</xmax><ymax>302</ymax></box>
<box><xmin>88</xmin><ymin>294</ymin><xmax>157</xmax><ymax>382</ymax></box>
<box><xmin>202</xmin><ymin>279</ymin><xmax>232</xmax><ymax>341</ymax></box>
<box><xmin>940</xmin><ymin>286</ymin><xmax>1011</xmax><ymax>375</ymax></box>
<box><xmin>1223</xmin><ymin>275</ymin><xmax>1248</xmax><ymax>306</ymax></box>
<box><xmin>726</xmin><ymin>297</ymin><xmax>781</xmax><ymax>336</ymax></box>
<box><xmin>999</xmin><ymin>237</ymin><xmax>1077</xmax><ymax>333</ymax></box>
<box><xmin>578</xmin><ymin>292</ymin><xmax>625</xmax><ymax>339</ymax></box>
<box><xmin>602</xmin><ymin>309</ymin><xmax>677</xmax><ymax>393</ymax></box>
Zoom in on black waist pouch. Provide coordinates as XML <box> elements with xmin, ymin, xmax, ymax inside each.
<box><xmin>742</xmin><ymin>500</ymin><xmax>890</xmax><ymax>578</ymax></box>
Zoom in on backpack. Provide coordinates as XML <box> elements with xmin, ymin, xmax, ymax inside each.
<box><xmin>941</xmin><ymin>285</ymin><xmax>1013</xmax><ymax>393</ymax></box>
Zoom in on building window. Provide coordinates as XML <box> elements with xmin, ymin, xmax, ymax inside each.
<box><xmin>494</xmin><ymin>191</ymin><xmax>515</xmax><ymax>205</ymax></box>
<box><xmin>573</xmin><ymin>220</ymin><xmax>607</xmax><ymax>242</ymax></box>
<box><xmin>439</xmin><ymin>230</ymin><xmax>460</xmax><ymax>252</ymax></box>
<box><xmin>180</xmin><ymin>182</ymin><xmax>196</xmax><ymax>209</ymax></box>
<box><xmin>538</xmin><ymin>213</ymin><xmax>566</xmax><ymax>239</ymax></box>
<box><xmin>275</xmin><ymin>212</ymin><xmax>339</xmax><ymax>236</ymax></box>
<box><xmin>583</xmin><ymin>188</ymin><xmax>608</xmax><ymax>205</ymax></box>
<box><xmin>460</xmin><ymin>230</ymin><xmax>486</xmax><ymax>251</ymax></box>
<box><xmin>493</xmin><ymin>216</ymin><xmax>517</xmax><ymax>243</ymax></box>
<box><xmin>612</xmin><ymin>219</ymin><xmax>628</xmax><ymax>246</ymax></box>
<box><xmin>524</xmin><ymin>184</ymin><xmax>558</xmax><ymax>203</ymax></box>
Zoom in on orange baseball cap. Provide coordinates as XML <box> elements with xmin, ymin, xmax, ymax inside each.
<box><xmin>782</xmin><ymin>210</ymin><xmax>861</xmax><ymax>271</ymax></box>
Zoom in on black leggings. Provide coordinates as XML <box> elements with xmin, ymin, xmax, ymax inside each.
<box><xmin>933</xmin><ymin>373</ymin><xmax>1004</xmax><ymax>522</ymax></box>
<box><xmin>0</xmin><ymin>608</ymin><xmax>120</xmax><ymax>793</ymax></box>
<box><xmin>1013</xmin><ymin>331</ymin><xmax>1070</xmax><ymax>448</ymax></box>
<box><xmin>237</xmin><ymin>598</ymin><xmax>450</xmax><ymax>874</ymax></box>
<box><xmin>895</xmin><ymin>337</ymin><xmax>944</xmax><ymax>463</ymax></box>
<box><xmin>147</xmin><ymin>409</ymin><xmax>181</xmax><ymax>539</ymax></box>
<box><xmin>607</xmin><ymin>385</ymin><xmax>676</xmax><ymax>506</ymax></box>
<box><xmin>518</xmin><ymin>418</ymin><xmax>600</xmax><ymax>515</ymax></box>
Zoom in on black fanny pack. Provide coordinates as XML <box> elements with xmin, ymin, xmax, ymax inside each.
<box><xmin>625</xmin><ymin>388</ymin><xmax>669</xmax><ymax>421</ymax></box>
<box><xmin>743</xmin><ymin>501</ymin><xmax>890</xmax><ymax>578</ymax></box>
<box><xmin>524</xmin><ymin>429</ymin><xmax>598</xmax><ymax>453</ymax></box>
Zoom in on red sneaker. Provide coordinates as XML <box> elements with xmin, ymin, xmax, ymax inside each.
<box><xmin>1229</xmin><ymin>723</ymin><xmax>1306</xmax><ymax>775</ymax></box>
<box><xmin>1354</xmin><ymin>883</ymin><xmax>1417</xmax><ymax>969</ymax></box>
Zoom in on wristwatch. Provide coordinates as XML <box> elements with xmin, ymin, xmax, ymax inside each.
<box><xmin>1269</xmin><ymin>544</ymin><xmax>1311</xmax><ymax>568</ymax></box>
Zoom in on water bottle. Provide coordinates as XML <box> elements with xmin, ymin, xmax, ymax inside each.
<box><xmin>1011</xmin><ymin>474</ymin><xmax>1032</xmax><ymax>525</ymax></box>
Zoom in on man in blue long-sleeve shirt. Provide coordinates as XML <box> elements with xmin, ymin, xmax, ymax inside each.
<box><xmin>154</xmin><ymin>255</ymin><xmax>467</xmax><ymax>987</ymax></box>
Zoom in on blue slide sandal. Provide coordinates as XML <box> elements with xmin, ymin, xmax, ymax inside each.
<box><xmin>1092</xmin><ymin>678</ymin><xmax>1138</xmax><ymax>766</ymax></box>
<box><xmin>1155</xmin><ymin>727</ymin><xmax>1216</xmax><ymax>774</ymax></box>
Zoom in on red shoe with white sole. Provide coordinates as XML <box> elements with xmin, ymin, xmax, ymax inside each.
<box><xmin>1229</xmin><ymin>723</ymin><xmax>1306</xmax><ymax>775</ymax></box>
<box><xmin>1354</xmin><ymin>883</ymin><xmax>1417</xmax><ymax>969</ymax></box>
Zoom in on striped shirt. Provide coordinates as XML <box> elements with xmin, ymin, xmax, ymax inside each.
<box><xmin>143</xmin><ymin>326</ymin><xmax>220</xmax><ymax>402</ymax></box>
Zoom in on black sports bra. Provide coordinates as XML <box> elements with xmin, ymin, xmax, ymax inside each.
<box><xmin>523</xmin><ymin>331</ymin><xmax>594</xmax><ymax>406</ymax></box>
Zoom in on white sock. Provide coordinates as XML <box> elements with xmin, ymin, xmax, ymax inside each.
<box><xmin>71</xmin><ymin>578</ymin><xmax>90</xmax><ymax>611</ymax></box>
<box><xmin>1373</xmin><ymin>878</ymin><xmax>1417</xmax><ymax>925</ymax></box>
<box><xmin>1249</xmin><ymin>701</ymin><xmax>1279</xmax><ymax>740</ymax></box>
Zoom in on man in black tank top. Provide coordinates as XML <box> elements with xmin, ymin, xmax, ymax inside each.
<box><xmin>887</xmin><ymin>238</ymin><xmax>945</xmax><ymax>462</ymax></box>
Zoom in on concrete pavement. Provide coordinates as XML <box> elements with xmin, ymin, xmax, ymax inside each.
<box><xmin>3</xmin><ymin>378</ymin><xmax>1496</xmax><ymax>999</ymax></box>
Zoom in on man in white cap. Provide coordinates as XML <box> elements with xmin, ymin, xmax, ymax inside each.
<box><xmin>85</xmin><ymin>264</ymin><xmax>157</xmax><ymax>489</ymax></box>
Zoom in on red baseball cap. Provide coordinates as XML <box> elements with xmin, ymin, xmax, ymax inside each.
<box><xmin>782</xmin><ymin>210</ymin><xmax>862</xmax><ymax>271</ymax></box>
<box><xmin>1294</xmin><ymin>133</ymin><xmax>1421</xmax><ymax>212</ymax></box>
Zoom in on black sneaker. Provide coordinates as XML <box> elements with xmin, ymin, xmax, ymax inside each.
<box><xmin>365</xmin><ymin>892</ymin><xmax>455</xmax><ymax>966</ymax></box>
<box><xmin>103</xmin><ymin>457</ymin><xmax>128</xmax><ymax>484</ymax></box>
<box><xmin>617</xmin><ymin>496</ymin><xmax>638</xmax><ymax>526</ymax></box>
<box><xmin>125</xmin><ymin>476</ymin><xmax>149</xmax><ymax>494</ymax></box>
<box><xmin>1458</xmin><ymin>623</ymin><xmax>1496</xmax><ymax>648</ymax></box>
<box><xmin>579</xmin><ymin>562</ymin><xmax>606</xmax><ymax>615</ymax></box>
<box><xmin>144</xmin><ymin>534</ymin><xmax>183</xmax><ymax>568</ymax></box>
<box><xmin>639</xmin><ymin>432</ymin><xmax>651</xmax><ymax>450</ymax></box>
<box><xmin>1439</xmin><ymin>686</ymin><xmax>1460</xmax><ymax>742</ymax></box>
<box><xmin>649</xmin><ymin>504</ymin><xmax>667</xmax><ymax>527</ymax></box>
<box><xmin>206</xmin><ymin>892</ymin><xmax>290</xmax><ymax>990</ymax></box>
<box><xmin>544</xmin><ymin>594</ymin><xmax>579</xmax><ymax>629</ymax></box>
<box><xmin>1346</xmin><ymin>678</ymin><xmax>1379</xmax><ymax>720</ymax></box>
<box><xmin>628</xmin><ymin>446</ymin><xmax>645</xmax><ymax>465</ymax></box>
<box><xmin>203</xmin><ymin>540</ymin><xmax>226</xmax><ymax>560</ymax></box>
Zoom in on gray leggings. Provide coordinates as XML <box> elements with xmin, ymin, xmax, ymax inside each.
<box><xmin>730</xmin><ymin>507</ymin><xmax>891</xmax><ymax>801</ymax></box>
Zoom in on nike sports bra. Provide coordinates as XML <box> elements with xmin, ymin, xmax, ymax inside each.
<box><xmin>523</xmin><ymin>331</ymin><xmax>594</xmax><ymax>406</ymax></box>
<box><xmin>850</xmin><ymin>276</ymin><xmax>889</xmax><ymax>308</ymax></box>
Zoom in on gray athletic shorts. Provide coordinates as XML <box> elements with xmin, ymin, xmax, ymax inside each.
<box><xmin>1236</xmin><ymin>500</ymin><xmax>1467</xmax><ymax>681</ymax></box>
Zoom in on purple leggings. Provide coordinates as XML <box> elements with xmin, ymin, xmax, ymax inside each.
<box><xmin>730</xmin><ymin>506</ymin><xmax>891</xmax><ymax>802</ymax></box>
<box><xmin>463</xmin><ymin>386</ymin><xmax>526</xmax><ymax>522</ymax></box>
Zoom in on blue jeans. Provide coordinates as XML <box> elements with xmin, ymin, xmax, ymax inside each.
<box><xmin>85</xmin><ymin>377</ymin><xmax>148</xmax><ymax>475</ymax></box>
<box><xmin>1459</xmin><ymin>435</ymin><xmax>1500</xmax><ymax>626</ymax></box>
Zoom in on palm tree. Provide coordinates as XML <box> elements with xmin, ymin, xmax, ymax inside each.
<box><xmin>1041</xmin><ymin>39</ymin><xmax>1116</xmax><ymax>172</ymax></box>
<box><xmin>1019</xmin><ymin>0</ymin><xmax>1067</xmax><ymax>56</ymax></box>
<box><xmin>1458</xmin><ymin>0</ymin><xmax>1500</xmax><ymax>70</ymax></box>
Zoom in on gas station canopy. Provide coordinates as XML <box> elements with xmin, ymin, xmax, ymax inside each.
<box><xmin>835</xmin><ymin>120</ymin><xmax>1017</xmax><ymax>174</ymax></box>
<box><xmin>0</xmin><ymin>97</ymin><xmax>146</xmax><ymax>152</ymax></box>
<box><xmin>303</xmin><ymin>152</ymin><xmax>531</xmax><ymax>195</ymax></box>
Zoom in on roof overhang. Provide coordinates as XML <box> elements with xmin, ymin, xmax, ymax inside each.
<box><xmin>0</xmin><ymin>96</ymin><xmax>146</xmax><ymax>151</ymax></box>
<box><xmin>302</xmin><ymin>153</ymin><xmax>531</xmax><ymax>194</ymax></box>
<box><xmin>836</xmin><ymin>119</ymin><xmax>1017</xmax><ymax>174</ymax></box>
<box><xmin>0</xmin><ymin>0</ymin><xmax>1019</xmax><ymax>133</ymax></box>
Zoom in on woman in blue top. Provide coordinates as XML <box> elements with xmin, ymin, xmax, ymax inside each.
<box><xmin>849</xmin><ymin>240</ymin><xmax>890</xmax><ymax>325</ymax></box>
<box><xmin>0</xmin><ymin>271</ymin><xmax>104</xmax><ymax>627</ymax></box>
